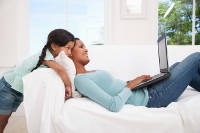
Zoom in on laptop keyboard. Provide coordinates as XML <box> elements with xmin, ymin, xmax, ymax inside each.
<box><xmin>134</xmin><ymin>72</ymin><xmax>170</xmax><ymax>89</ymax></box>
<box><xmin>142</xmin><ymin>73</ymin><xmax>165</xmax><ymax>82</ymax></box>
<box><xmin>152</xmin><ymin>73</ymin><xmax>165</xmax><ymax>79</ymax></box>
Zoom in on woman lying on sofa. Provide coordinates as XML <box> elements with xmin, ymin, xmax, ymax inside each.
<box><xmin>70</xmin><ymin>38</ymin><xmax>200</xmax><ymax>112</ymax></box>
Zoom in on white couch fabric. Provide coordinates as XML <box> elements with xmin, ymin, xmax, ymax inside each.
<box><xmin>23</xmin><ymin>45</ymin><xmax>200</xmax><ymax>133</ymax></box>
<box><xmin>55</xmin><ymin>51</ymin><xmax>81</xmax><ymax>98</ymax></box>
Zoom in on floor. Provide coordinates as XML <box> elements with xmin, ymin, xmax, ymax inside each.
<box><xmin>4</xmin><ymin>104</ymin><xmax>28</xmax><ymax>133</ymax></box>
<box><xmin>0</xmin><ymin>69</ymin><xmax>27</xmax><ymax>133</ymax></box>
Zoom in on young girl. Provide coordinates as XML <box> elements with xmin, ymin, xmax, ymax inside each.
<box><xmin>0</xmin><ymin>29</ymin><xmax>74</xmax><ymax>132</ymax></box>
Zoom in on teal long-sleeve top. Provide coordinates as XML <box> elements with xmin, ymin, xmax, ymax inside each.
<box><xmin>3</xmin><ymin>49</ymin><xmax>54</xmax><ymax>93</ymax></box>
<box><xmin>74</xmin><ymin>70</ymin><xmax>149</xmax><ymax>112</ymax></box>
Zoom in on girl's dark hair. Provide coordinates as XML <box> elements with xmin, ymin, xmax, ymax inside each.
<box><xmin>31</xmin><ymin>29</ymin><xmax>75</xmax><ymax>72</ymax></box>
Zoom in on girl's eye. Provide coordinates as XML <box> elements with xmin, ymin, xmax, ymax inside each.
<box><xmin>79</xmin><ymin>45</ymin><xmax>84</xmax><ymax>48</ymax></box>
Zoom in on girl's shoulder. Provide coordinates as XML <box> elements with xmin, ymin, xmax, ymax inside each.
<box><xmin>23</xmin><ymin>49</ymin><xmax>54</xmax><ymax>63</ymax></box>
<box><xmin>20</xmin><ymin>49</ymin><xmax>54</xmax><ymax>66</ymax></box>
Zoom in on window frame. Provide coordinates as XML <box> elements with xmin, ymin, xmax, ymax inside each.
<box><xmin>158</xmin><ymin>0</ymin><xmax>197</xmax><ymax>45</ymax></box>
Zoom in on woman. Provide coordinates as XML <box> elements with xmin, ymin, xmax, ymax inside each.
<box><xmin>0</xmin><ymin>29</ymin><xmax>74</xmax><ymax>132</ymax></box>
<box><xmin>70</xmin><ymin>38</ymin><xmax>200</xmax><ymax>112</ymax></box>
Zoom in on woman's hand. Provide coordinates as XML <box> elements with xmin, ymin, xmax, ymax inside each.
<box><xmin>126</xmin><ymin>75</ymin><xmax>152</xmax><ymax>90</ymax></box>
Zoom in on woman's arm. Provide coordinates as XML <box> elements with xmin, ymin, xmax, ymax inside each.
<box><xmin>126</xmin><ymin>75</ymin><xmax>152</xmax><ymax>90</ymax></box>
<box><xmin>43</xmin><ymin>60</ymin><xmax>72</xmax><ymax>98</ymax></box>
<box><xmin>75</xmin><ymin>77</ymin><xmax>132</xmax><ymax>112</ymax></box>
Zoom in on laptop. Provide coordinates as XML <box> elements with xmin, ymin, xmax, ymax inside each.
<box><xmin>133</xmin><ymin>34</ymin><xmax>171</xmax><ymax>90</ymax></box>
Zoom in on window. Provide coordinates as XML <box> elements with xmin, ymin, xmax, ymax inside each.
<box><xmin>66</xmin><ymin>0</ymin><xmax>104</xmax><ymax>45</ymax></box>
<box><xmin>30</xmin><ymin>0</ymin><xmax>67</xmax><ymax>55</ymax></box>
<box><xmin>195</xmin><ymin>0</ymin><xmax>200</xmax><ymax>45</ymax></box>
<box><xmin>158</xmin><ymin>0</ymin><xmax>199</xmax><ymax>45</ymax></box>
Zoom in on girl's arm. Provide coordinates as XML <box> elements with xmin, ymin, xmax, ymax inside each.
<box><xmin>75</xmin><ymin>77</ymin><xmax>132</xmax><ymax>112</ymax></box>
<box><xmin>43</xmin><ymin>60</ymin><xmax>72</xmax><ymax>98</ymax></box>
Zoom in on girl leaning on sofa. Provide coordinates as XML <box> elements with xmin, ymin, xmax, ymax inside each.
<box><xmin>0</xmin><ymin>29</ymin><xmax>75</xmax><ymax>133</ymax></box>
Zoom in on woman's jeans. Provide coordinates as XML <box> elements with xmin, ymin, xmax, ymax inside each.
<box><xmin>146</xmin><ymin>52</ymin><xmax>200</xmax><ymax>108</ymax></box>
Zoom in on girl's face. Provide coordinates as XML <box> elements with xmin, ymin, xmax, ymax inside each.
<box><xmin>71</xmin><ymin>40</ymin><xmax>90</xmax><ymax>66</ymax></box>
<box><xmin>51</xmin><ymin>41</ymin><xmax>75</xmax><ymax>57</ymax></box>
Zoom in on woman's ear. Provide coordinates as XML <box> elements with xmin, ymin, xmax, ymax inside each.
<box><xmin>50</xmin><ymin>43</ymin><xmax>56</xmax><ymax>52</ymax></box>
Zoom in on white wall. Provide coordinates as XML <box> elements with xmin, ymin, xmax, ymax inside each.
<box><xmin>0</xmin><ymin>2</ymin><xmax>29</xmax><ymax>132</ymax></box>
<box><xmin>0</xmin><ymin>0</ymin><xmax>29</xmax><ymax>68</ymax></box>
<box><xmin>105</xmin><ymin>0</ymin><xmax>158</xmax><ymax>45</ymax></box>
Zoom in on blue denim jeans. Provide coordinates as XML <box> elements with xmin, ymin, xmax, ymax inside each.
<box><xmin>146</xmin><ymin>52</ymin><xmax>200</xmax><ymax>108</ymax></box>
<box><xmin>0</xmin><ymin>77</ymin><xmax>23</xmax><ymax>114</ymax></box>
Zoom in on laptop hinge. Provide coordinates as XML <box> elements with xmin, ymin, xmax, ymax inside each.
<box><xmin>160</xmin><ymin>68</ymin><xmax>169</xmax><ymax>73</ymax></box>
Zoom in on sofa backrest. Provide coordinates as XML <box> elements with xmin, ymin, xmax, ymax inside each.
<box><xmin>86</xmin><ymin>45</ymin><xmax>200</xmax><ymax>81</ymax></box>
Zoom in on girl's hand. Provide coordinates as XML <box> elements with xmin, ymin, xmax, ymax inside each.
<box><xmin>65</xmin><ymin>86</ymin><xmax>72</xmax><ymax>99</ymax></box>
<box><xmin>43</xmin><ymin>60</ymin><xmax>73</xmax><ymax>99</ymax></box>
<box><xmin>126</xmin><ymin>75</ymin><xmax>152</xmax><ymax>90</ymax></box>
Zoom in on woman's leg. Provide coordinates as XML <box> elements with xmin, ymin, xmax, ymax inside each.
<box><xmin>0</xmin><ymin>114</ymin><xmax>11</xmax><ymax>133</ymax></box>
<box><xmin>189</xmin><ymin>70</ymin><xmax>200</xmax><ymax>92</ymax></box>
<box><xmin>147</xmin><ymin>52</ymin><xmax>200</xmax><ymax>108</ymax></box>
<box><xmin>169</xmin><ymin>62</ymin><xmax>180</xmax><ymax>71</ymax></box>
<box><xmin>172</xmin><ymin>61</ymin><xmax>200</xmax><ymax>92</ymax></box>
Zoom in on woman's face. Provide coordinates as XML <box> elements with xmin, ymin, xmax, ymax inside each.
<box><xmin>71</xmin><ymin>40</ymin><xmax>90</xmax><ymax>66</ymax></box>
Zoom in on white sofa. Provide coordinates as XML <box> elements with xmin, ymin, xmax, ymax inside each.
<box><xmin>8</xmin><ymin>45</ymin><xmax>200</xmax><ymax>133</ymax></box>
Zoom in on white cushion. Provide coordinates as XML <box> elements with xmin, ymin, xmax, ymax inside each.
<box><xmin>55</xmin><ymin>51</ymin><xmax>82</xmax><ymax>98</ymax></box>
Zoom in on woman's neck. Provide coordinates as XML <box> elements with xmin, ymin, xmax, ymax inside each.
<box><xmin>74</xmin><ymin>62</ymin><xmax>87</xmax><ymax>74</ymax></box>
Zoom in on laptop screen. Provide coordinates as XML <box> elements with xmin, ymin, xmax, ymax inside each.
<box><xmin>158</xmin><ymin>36</ymin><xmax>168</xmax><ymax>72</ymax></box>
